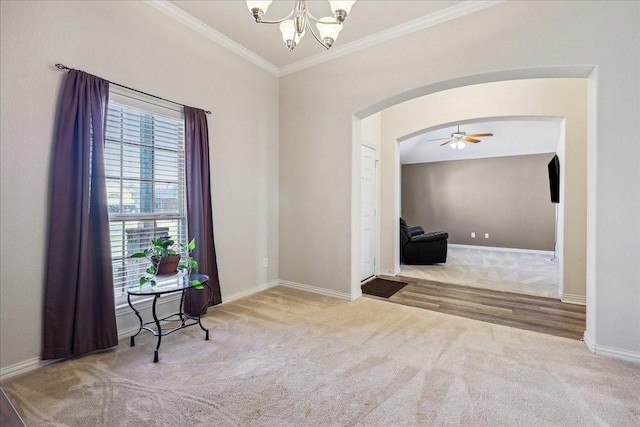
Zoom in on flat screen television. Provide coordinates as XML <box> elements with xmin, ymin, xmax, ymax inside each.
<box><xmin>547</xmin><ymin>154</ymin><xmax>560</xmax><ymax>204</ymax></box>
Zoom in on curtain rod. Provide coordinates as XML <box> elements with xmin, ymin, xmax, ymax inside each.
<box><xmin>54</xmin><ymin>64</ymin><xmax>211</xmax><ymax>115</ymax></box>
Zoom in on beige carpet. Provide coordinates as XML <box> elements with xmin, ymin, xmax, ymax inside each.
<box><xmin>2</xmin><ymin>286</ymin><xmax>639</xmax><ymax>426</ymax></box>
<box><xmin>401</xmin><ymin>246</ymin><xmax>560</xmax><ymax>298</ymax></box>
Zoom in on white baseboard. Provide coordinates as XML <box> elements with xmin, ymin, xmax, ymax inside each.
<box><xmin>449</xmin><ymin>244</ymin><xmax>555</xmax><ymax>256</ymax></box>
<box><xmin>0</xmin><ymin>357</ymin><xmax>57</xmax><ymax>381</ymax></box>
<box><xmin>222</xmin><ymin>280</ymin><xmax>280</xmax><ymax>304</ymax></box>
<box><xmin>2</xmin><ymin>280</ymin><xmax>282</xmax><ymax>380</ymax></box>
<box><xmin>378</xmin><ymin>268</ymin><xmax>400</xmax><ymax>276</ymax></box>
<box><xmin>583</xmin><ymin>331</ymin><xmax>594</xmax><ymax>350</ymax></box>
<box><xmin>279</xmin><ymin>279</ymin><xmax>354</xmax><ymax>301</ymax></box>
<box><xmin>118</xmin><ymin>326</ymin><xmax>142</xmax><ymax>341</ymax></box>
<box><xmin>561</xmin><ymin>293</ymin><xmax>586</xmax><ymax>306</ymax></box>
<box><xmin>583</xmin><ymin>332</ymin><xmax>640</xmax><ymax>364</ymax></box>
<box><xmin>6</xmin><ymin>279</ymin><xmax>631</xmax><ymax>382</ymax></box>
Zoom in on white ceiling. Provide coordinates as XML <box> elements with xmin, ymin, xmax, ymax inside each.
<box><xmin>161</xmin><ymin>0</ymin><xmax>498</xmax><ymax>74</ymax></box>
<box><xmin>155</xmin><ymin>2</ymin><xmax>558</xmax><ymax>163</ymax></box>
<box><xmin>399</xmin><ymin>118</ymin><xmax>562</xmax><ymax>164</ymax></box>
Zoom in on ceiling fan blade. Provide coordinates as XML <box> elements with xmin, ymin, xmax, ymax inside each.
<box><xmin>439</xmin><ymin>139</ymin><xmax>454</xmax><ymax>146</ymax></box>
<box><xmin>425</xmin><ymin>137</ymin><xmax>450</xmax><ymax>141</ymax></box>
<box><xmin>464</xmin><ymin>137</ymin><xmax>481</xmax><ymax>143</ymax></box>
<box><xmin>467</xmin><ymin>133</ymin><xmax>493</xmax><ymax>137</ymax></box>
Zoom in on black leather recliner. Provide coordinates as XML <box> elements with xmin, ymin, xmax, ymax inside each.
<box><xmin>400</xmin><ymin>218</ymin><xmax>448</xmax><ymax>264</ymax></box>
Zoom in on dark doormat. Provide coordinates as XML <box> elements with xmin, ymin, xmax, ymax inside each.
<box><xmin>361</xmin><ymin>278</ymin><xmax>408</xmax><ymax>298</ymax></box>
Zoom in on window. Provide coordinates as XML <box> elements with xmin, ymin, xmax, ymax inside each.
<box><xmin>104</xmin><ymin>91</ymin><xmax>187</xmax><ymax>302</ymax></box>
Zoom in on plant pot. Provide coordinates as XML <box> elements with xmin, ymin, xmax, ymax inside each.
<box><xmin>152</xmin><ymin>255</ymin><xmax>181</xmax><ymax>275</ymax></box>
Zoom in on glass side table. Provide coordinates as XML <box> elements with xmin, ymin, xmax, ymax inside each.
<box><xmin>127</xmin><ymin>273</ymin><xmax>211</xmax><ymax>363</ymax></box>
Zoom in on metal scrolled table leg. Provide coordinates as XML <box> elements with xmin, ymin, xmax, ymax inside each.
<box><xmin>178</xmin><ymin>287</ymin><xmax>187</xmax><ymax>327</ymax></box>
<box><xmin>128</xmin><ymin>293</ymin><xmax>143</xmax><ymax>347</ymax></box>
<box><xmin>152</xmin><ymin>294</ymin><xmax>162</xmax><ymax>363</ymax></box>
<box><xmin>198</xmin><ymin>282</ymin><xmax>212</xmax><ymax>341</ymax></box>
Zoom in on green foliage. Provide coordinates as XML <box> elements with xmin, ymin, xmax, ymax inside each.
<box><xmin>152</xmin><ymin>237</ymin><xmax>178</xmax><ymax>256</ymax></box>
<box><xmin>139</xmin><ymin>276</ymin><xmax>156</xmax><ymax>287</ymax></box>
<box><xmin>130</xmin><ymin>236</ymin><xmax>201</xmax><ymax>289</ymax></box>
<box><xmin>177</xmin><ymin>238</ymin><xmax>197</xmax><ymax>274</ymax></box>
<box><xmin>129</xmin><ymin>236</ymin><xmax>179</xmax><ymax>260</ymax></box>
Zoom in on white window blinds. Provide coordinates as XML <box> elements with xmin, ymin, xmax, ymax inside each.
<box><xmin>104</xmin><ymin>95</ymin><xmax>187</xmax><ymax>301</ymax></box>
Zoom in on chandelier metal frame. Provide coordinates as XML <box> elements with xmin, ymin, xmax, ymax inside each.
<box><xmin>246</xmin><ymin>0</ymin><xmax>355</xmax><ymax>51</ymax></box>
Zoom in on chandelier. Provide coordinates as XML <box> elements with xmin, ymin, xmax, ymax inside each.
<box><xmin>246</xmin><ymin>0</ymin><xmax>356</xmax><ymax>51</ymax></box>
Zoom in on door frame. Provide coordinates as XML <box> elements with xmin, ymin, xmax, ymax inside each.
<box><xmin>359</xmin><ymin>143</ymin><xmax>378</xmax><ymax>282</ymax></box>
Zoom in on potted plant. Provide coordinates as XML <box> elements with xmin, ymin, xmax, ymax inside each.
<box><xmin>130</xmin><ymin>236</ymin><xmax>202</xmax><ymax>289</ymax></box>
<box><xmin>150</xmin><ymin>236</ymin><xmax>181</xmax><ymax>275</ymax></box>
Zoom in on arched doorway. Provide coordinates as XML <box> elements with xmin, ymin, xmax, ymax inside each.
<box><xmin>351</xmin><ymin>71</ymin><xmax>591</xmax><ymax>337</ymax></box>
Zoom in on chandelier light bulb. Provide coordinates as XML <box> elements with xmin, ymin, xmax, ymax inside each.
<box><xmin>316</xmin><ymin>17</ymin><xmax>343</xmax><ymax>47</ymax></box>
<box><xmin>246</xmin><ymin>0</ymin><xmax>273</xmax><ymax>20</ymax></box>
<box><xmin>280</xmin><ymin>20</ymin><xmax>305</xmax><ymax>50</ymax></box>
<box><xmin>328</xmin><ymin>0</ymin><xmax>356</xmax><ymax>22</ymax></box>
<box><xmin>246</xmin><ymin>0</ymin><xmax>273</xmax><ymax>10</ymax></box>
<box><xmin>247</xmin><ymin>0</ymin><xmax>355</xmax><ymax>50</ymax></box>
<box><xmin>280</xmin><ymin>20</ymin><xmax>295</xmax><ymax>43</ymax></box>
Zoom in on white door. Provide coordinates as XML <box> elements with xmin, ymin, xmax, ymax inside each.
<box><xmin>360</xmin><ymin>145</ymin><xmax>376</xmax><ymax>281</ymax></box>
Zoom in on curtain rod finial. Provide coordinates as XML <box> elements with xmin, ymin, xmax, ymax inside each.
<box><xmin>55</xmin><ymin>63</ymin><xmax>70</xmax><ymax>70</ymax></box>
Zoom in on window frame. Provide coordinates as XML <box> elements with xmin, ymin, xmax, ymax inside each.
<box><xmin>105</xmin><ymin>88</ymin><xmax>188</xmax><ymax>306</ymax></box>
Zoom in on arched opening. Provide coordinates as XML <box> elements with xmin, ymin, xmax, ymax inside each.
<box><xmin>398</xmin><ymin>116</ymin><xmax>565</xmax><ymax>298</ymax></box>
<box><xmin>351</xmin><ymin>69</ymin><xmax>592</xmax><ymax>340</ymax></box>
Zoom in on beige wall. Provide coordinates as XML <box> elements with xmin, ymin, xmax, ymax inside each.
<box><xmin>360</xmin><ymin>113</ymin><xmax>381</xmax><ymax>149</ymax></box>
<box><xmin>280</xmin><ymin>2</ymin><xmax>638</xmax><ymax>356</ymax></box>
<box><xmin>402</xmin><ymin>154</ymin><xmax>557</xmax><ymax>250</ymax></box>
<box><xmin>0</xmin><ymin>1</ymin><xmax>279</xmax><ymax>370</ymax></box>
<box><xmin>1</xmin><ymin>1</ymin><xmax>638</xmax><ymax>371</ymax></box>
<box><xmin>379</xmin><ymin>79</ymin><xmax>587</xmax><ymax>300</ymax></box>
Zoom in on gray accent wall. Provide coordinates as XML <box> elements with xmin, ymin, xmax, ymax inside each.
<box><xmin>401</xmin><ymin>153</ymin><xmax>556</xmax><ymax>250</ymax></box>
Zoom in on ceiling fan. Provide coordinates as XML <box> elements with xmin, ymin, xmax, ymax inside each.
<box><xmin>426</xmin><ymin>125</ymin><xmax>493</xmax><ymax>150</ymax></box>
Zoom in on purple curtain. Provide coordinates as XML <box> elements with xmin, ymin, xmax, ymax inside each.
<box><xmin>42</xmin><ymin>70</ymin><xmax>118</xmax><ymax>360</ymax></box>
<box><xmin>183</xmin><ymin>106</ymin><xmax>222</xmax><ymax>316</ymax></box>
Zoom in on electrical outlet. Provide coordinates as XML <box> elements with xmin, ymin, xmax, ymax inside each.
<box><xmin>263</xmin><ymin>258</ymin><xmax>268</xmax><ymax>268</ymax></box>
<box><xmin>485</xmin><ymin>233</ymin><xmax>489</xmax><ymax>239</ymax></box>
<box><xmin>471</xmin><ymin>232</ymin><xmax>475</xmax><ymax>238</ymax></box>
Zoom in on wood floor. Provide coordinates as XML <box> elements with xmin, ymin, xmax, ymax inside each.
<box><xmin>373</xmin><ymin>276</ymin><xmax>586</xmax><ymax>340</ymax></box>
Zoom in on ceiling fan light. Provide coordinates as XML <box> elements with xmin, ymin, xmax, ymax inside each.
<box><xmin>457</xmin><ymin>141</ymin><xmax>466</xmax><ymax>150</ymax></box>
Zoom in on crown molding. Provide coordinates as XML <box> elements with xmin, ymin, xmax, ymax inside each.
<box><xmin>143</xmin><ymin>0</ymin><xmax>280</xmax><ymax>77</ymax></box>
<box><xmin>144</xmin><ymin>0</ymin><xmax>503</xmax><ymax>78</ymax></box>
<box><xmin>279</xmin><ymin>0</ymin><xmax>504</xmax><ymax>76</ymax></box>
